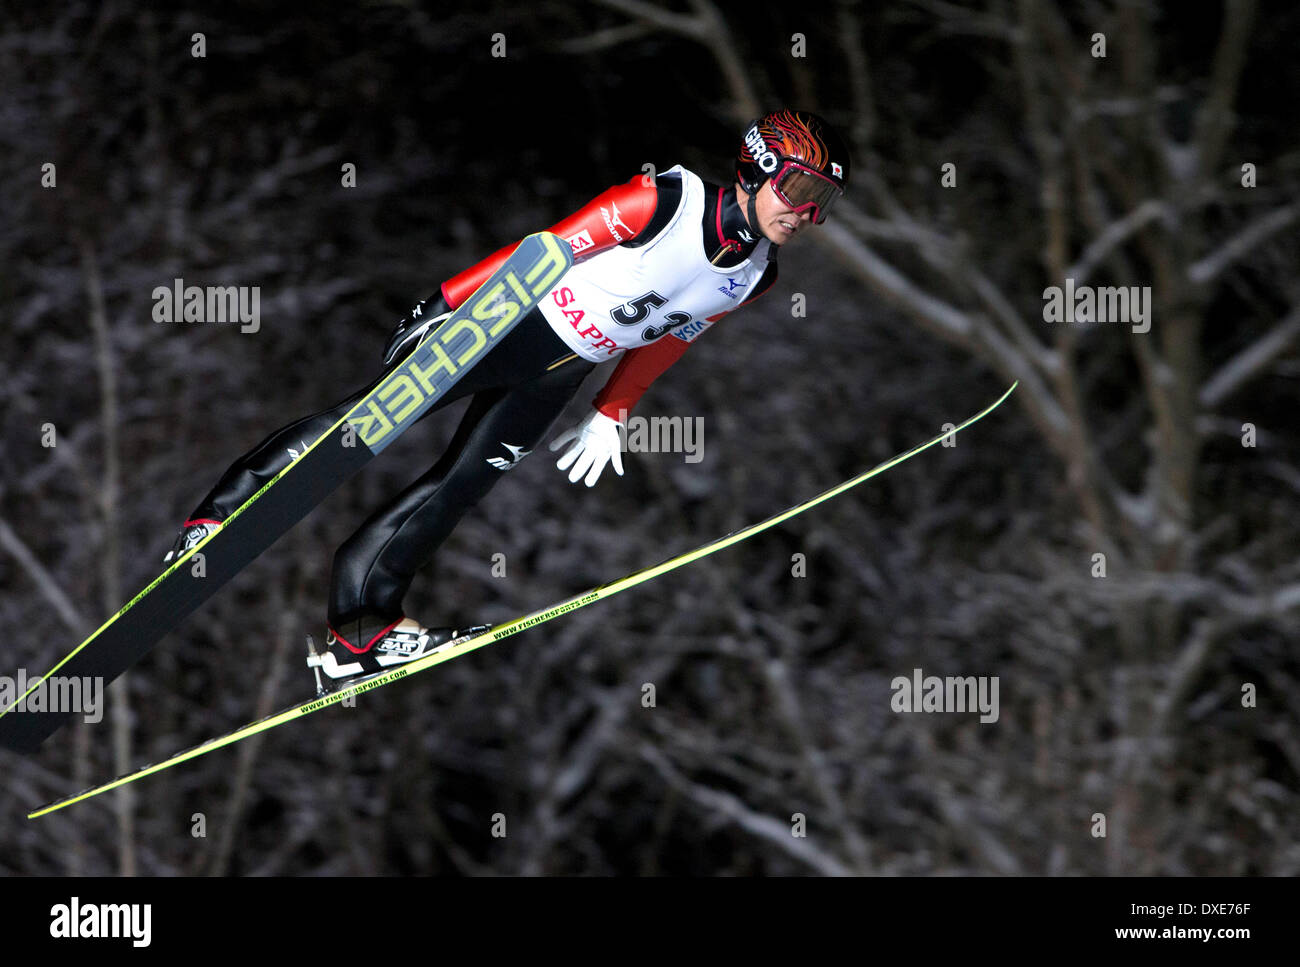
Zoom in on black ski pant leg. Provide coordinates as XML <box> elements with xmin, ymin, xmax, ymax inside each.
<box><xmin>327</xmin><ymin>356</ymin><xmax>594</xmax><ymax>629</ymax></box>
<box><xmin>186</xmin><ymin>306</ymin><xmax>569</xmax><ymax>525</ymax></box>
<box><xmin>185</xmin><ymin>338</ymin><xmax>435</xmax><ymax>523</ymax></box>
<box><xmin>186</xmin><ymin>383</ymin><xmax>373</xmax><ymax>523</ymax></box>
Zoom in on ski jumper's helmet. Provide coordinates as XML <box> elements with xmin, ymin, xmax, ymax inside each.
<box><xmin>736</xmin><ymin>109</ymin><xmax>850</xmax><ymax>225</ymax></box>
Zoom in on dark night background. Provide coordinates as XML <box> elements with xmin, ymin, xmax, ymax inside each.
<box><xmin>0</xmin><ymin>0</ymin><xmax>1297</xmax><ymax>876</ymax></box>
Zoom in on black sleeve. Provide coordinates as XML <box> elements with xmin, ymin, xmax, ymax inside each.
<box><xmin>622</xmin><ymin>172</ymin><xmax>684</xmax><ymax>248</ymax></box>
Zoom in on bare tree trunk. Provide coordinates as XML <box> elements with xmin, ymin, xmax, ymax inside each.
<box><xmin>80</xmin><ymin>236</ymin><xmax>135</xmax><ymax>877</ymax></box>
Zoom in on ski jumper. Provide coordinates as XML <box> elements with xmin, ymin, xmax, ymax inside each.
<box><xmin>181</xmin><ymin>165</ymin><xmax>779</xmax><ymax>650</ymax></box>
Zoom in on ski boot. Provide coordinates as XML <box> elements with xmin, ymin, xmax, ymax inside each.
<box><xmin>306</xmin><ymin>616</ymin><xmax>491</xmax><ymax>693</ymax></box>
<box><xmin>163</xmin><ymin>518</ymin><xmax>223</xmax><ymax>564</ymax></box>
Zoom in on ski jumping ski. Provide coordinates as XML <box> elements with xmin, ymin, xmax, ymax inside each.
<box><xmin>0</xmin><ymin>231</ymin><xmax>573</xmax><ymax>753</ymax></box>
<box><xmin>28</xmin><ymin>381</ymin><xmax>1018</xmax><ymax>819</ymax></box>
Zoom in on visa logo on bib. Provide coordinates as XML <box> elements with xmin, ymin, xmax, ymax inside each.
<box><xmin>671</xmin><ymin>318</ymin><xmax>714</xmax><ymax>343</ymax></box>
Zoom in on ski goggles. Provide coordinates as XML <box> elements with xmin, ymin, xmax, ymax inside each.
<box><xmin>767</xmin><ymin>161</ymin><xmax>843</xmax><ymax>224</ymax></box>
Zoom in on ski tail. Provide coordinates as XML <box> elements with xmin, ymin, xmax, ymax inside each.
<box><xmin>27</xmin><ymin>382</ymin><xmax>1017</xmax><ymax>818</ymax></box>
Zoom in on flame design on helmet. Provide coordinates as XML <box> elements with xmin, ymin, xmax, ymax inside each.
<box><xmin>761</xmin><ymin>110</ymin><xmax>828</xmax><ymax>168</ymax></box>
<box><xmin>736</xmin><ymin>109</ymin><xmax>849</xmax><ymax>193</ymax></box>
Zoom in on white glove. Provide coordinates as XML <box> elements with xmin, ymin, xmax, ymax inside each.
<box><xmin>549</xmin><ymin>409</ymin><xmax>625</xmax><ymax>487</ymax></box>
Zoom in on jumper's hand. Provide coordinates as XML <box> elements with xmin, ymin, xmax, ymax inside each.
<box><xmin>549</xmin><ymin>410</ymin><xmax>625</xmax><ymax>487</ymax></box>
<box><xmin>383</xmin><ymin>294</ymin><xmax>452</xmax><ymax>367</ymax></box>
